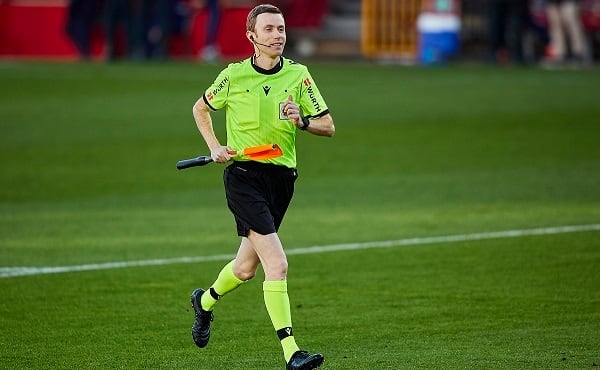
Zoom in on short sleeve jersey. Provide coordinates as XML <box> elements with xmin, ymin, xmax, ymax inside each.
<box><xmin>202</xmin><ymin>57</ymin><xmax>329</xmax><ymax>168</ymax></box>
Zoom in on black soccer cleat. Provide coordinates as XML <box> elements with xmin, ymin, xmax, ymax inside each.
<box><xmin>286</xmin><ymin>350</ymin><xmax>324</xmax><ymax>370</ymax></box>
<box><xmin>190</xmin><ymin>288</ymin><xmax>213</xmax><ymax>348</ymax></box>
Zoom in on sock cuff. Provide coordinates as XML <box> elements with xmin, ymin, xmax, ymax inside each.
<box><xmin>224</xmin><ymin>260</ymin><xmax>245</xmax><ymax>284</ymax></box>
<box><xmin>263</xmin><ymin>280</ymin><xmax>287</xmax><ymax>293</ymax></box>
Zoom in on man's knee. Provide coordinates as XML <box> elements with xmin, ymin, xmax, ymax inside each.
<box><xmin>266</xmin><ymin>259</ymin><xmax>288</xmax><ymax>279</ymax></box>
<box><xmin>233</xmin><ymin>263</ymin><xmax>257</xmax><ymax>281</ymax></box>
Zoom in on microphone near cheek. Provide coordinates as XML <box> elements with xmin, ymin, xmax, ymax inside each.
<box><xmin>250</xmin><ymin>35</ymin><xmax>273</xmax><ymax>48</ymax></box>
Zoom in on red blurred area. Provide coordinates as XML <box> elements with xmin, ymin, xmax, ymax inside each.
<box><xmin>0</xmin><ymin>0</ymin><xmax>254</xmax><ymax>60</ymax></box>
<box><xmin>0</xmin><ymin>0</ymin><xmax>331</xmax><ymax>60</ymax></box>
<box><xmin>0</xmin><ymin>2</ymin><xmax>79</xmax><ymax>57</ymax></box>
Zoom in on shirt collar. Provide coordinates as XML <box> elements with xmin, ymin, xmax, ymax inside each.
<box><xmin>251</xmin><ymin>56</ymin><xmax>284</xmax><ymax>75</ymax></box>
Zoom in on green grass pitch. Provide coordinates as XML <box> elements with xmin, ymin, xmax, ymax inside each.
<box><xmin>1</xmin><ymin>61</ymin><xmax>599</xmax><ymax>369</ymax></box>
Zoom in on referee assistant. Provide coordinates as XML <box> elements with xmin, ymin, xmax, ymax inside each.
<box><xmin>189</xmin><ymin>4</ymin><xmax>334</xmax><ymax>370</ymax></box>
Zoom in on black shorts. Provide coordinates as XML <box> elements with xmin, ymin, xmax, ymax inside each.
<box><xmin>224</xmin><ymin>161</ymin><xmax>298</xmax><ymax>237</ymax></box>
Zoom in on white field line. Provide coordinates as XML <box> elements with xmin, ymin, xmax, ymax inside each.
<box><xmin>1</xmin><ymin>224</ymin><xmax>599</xmax><ymax>279</ymax></box>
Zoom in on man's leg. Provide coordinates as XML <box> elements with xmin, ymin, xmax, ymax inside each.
<box><xmin>247</xmin><ymin>231</ymin><xmax>298</xmax><ymax>360</ymax></box>
<box><xmin>546</xmin><ymin>3</ymin><xmax>566</xmax><ymax>60</ymax></box>
<box><xmin>191</xmin><ymin>239</ymin><xmax>259</xmax><ymax>348</ymax></box>
<box><xmin>200</xmin><ymin>239</ymin><xmax>259</xmax><ymax>311</ymax></box>
<box><xmin>561</xmin><ymin>1</ymin><xmax>589</xmax><ymax>61</ymax></box>
<box><xmin>248</xmin><ymin>231</ymin><xmax>323</xmax><ymax>368</ymax></box>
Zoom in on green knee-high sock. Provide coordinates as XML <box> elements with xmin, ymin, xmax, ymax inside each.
<box><xmin>263</xmin><ymin>280</ymin><xmax>300</xmax><ymax>363</ymax></box>
<box><xmin>200</xmin><ymin>260</ymin><xmax>245</xmax><ymax>311</ymax></box>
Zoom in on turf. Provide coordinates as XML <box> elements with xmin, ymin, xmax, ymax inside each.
<box><xmin>0</xmin><ymin>61</ymin><xmax>599</xmax><ymax>369</ymax></box>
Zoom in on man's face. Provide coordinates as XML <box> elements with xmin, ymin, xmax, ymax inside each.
<box><xmin>253</xmin><ymin>12</ymin><xmax>286</xmax><ymax>56</ymax></box>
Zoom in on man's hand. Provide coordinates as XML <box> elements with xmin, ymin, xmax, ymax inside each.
<box><xmin>282</xmin><ymin>95</ymin><xmax>302</xmax><ymax>128</ymax></box>
<box><xmin>282</xmin><ymin>95</ymin><xmax>335</xmax><ymax>137</ymax></box>
<box><xmin>210</xmin><ymin>146</ymin><xmax>237</xmax><ymax>163</ymax></box>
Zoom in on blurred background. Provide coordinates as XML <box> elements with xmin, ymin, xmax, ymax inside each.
<box><xmin>0</xmin><ymin>0</ymin><xmax>598</xmax><ymax>67</ymax></box>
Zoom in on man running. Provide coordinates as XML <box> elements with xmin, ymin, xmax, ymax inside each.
<box><xmin>190</xmin><ymin>4</ymin><xmax>334</xmax><ymax>370</ymax></box>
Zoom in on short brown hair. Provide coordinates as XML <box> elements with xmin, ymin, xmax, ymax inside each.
<box><xmin>246</xmin><ymin>4</ymin><xmax>283</xmax><ymax>32</ymax></box>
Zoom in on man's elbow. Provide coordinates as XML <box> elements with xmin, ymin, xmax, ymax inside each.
<box><xmin>192</xmin><ymin>100</ymin><xmax>202</xmax><ymax>115</ymax></box>
<box><xmin>325</xmin><ymin>125</ymin><xmax>335</xmax><ymax>137</ymax></box>
<box><xmin>324</xmin><ymin>116</ymin><xmax>335</xmax><ymax>137</ymax></box>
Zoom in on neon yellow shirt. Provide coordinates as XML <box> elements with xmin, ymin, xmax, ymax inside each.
<box><xmin>203</xmin><ymin>57</ymin><xmax>329</xmax><ymax>168</ymax></box>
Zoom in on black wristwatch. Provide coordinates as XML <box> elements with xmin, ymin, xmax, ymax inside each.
<box><xmin>300</xmin><ymin>116</ymin><xmax>310</xmax><ymax>130</ymax></box>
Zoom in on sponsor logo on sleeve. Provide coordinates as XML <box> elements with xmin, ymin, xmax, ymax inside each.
<box><xmin>303</xmin><ymin>77</ymin><xmax>321</xmax><ymax>112</ymax></box>
<box><xmin>307</xmin><ymin>85</ymin><xmax>321</xmax><ymax>112</ymax></box>
<box><xmin>210</xmin><ymin>76</ymin><xmax>229</xmax><ymax>98</ymax></box>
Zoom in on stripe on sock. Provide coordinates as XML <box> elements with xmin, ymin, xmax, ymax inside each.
<box><xmin>209</xmin><ymin>287</ymin><xmax>221</xmax><ymax>300</ymax></box>
<box><xmin>277</xmin><ymin>326</ymin><xmax>293</xmax><ymax>340</ymax></box>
